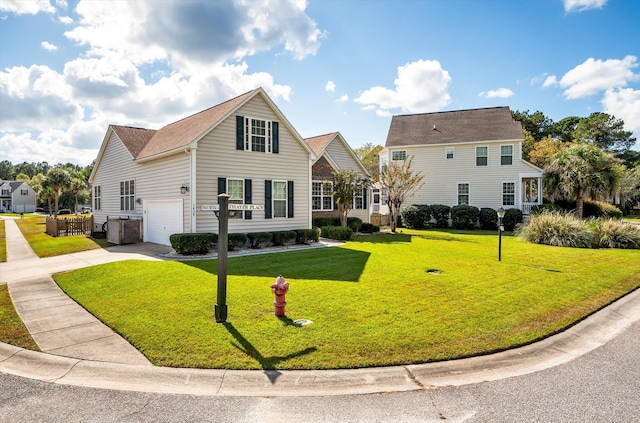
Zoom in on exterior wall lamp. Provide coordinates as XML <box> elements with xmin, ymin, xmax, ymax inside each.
<box><xmin>180</xmin><ymin>184</ymin><xmax>189</xmax><ymax>195</ymax></box>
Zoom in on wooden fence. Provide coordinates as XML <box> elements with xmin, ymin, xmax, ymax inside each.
<box><xmin>46</xmin><ymin>216</ymin><xmax>93</xmax><ymax>237</ymax></box>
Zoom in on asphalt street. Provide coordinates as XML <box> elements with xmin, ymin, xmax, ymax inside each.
<box><xmin>2</xmin><ymin>319</ymin><xmax>638</xmax><ymax>422</ymax></box>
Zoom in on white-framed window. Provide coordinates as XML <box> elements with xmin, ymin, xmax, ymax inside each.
<box><xmin>272</xmin><ymin>180</ymin><xmax>287</xmax><ymax>218</ymax></box>
<box><xmin>312</xmin><ymin>181</ymin><xmax>333</xmax><ymax>211</ymax></box>
<box><xmin>502</xmin><ymin>182</ymin><xmax>515</xmax><ymax>206</ymax></box>
<box><xmin>354</xmin><ymin>188</ymin><xmax>365</xmax><ymax>209</ymax></box>
<box><xmin>476</xmin><ymin>146</ymin><xmax>488</xmax><ymax>166</ymax></box>
<box><xmin>501</xmin><ymin>145</ymin><xmax>513</xmax><ymax>165</ymax></box>
<box><xmin>93</xmin><ymin>185</ymin><xmax>101</xmax><ymax>210</ymax></box>
<box><xmin>1</xmin><ymin>188</ymin><xmax>8</xmax><ymax>196</ymax></box>
<box><xmin>446</xmin><ymin>147</ymin><xmax>454</xmax><ymax>159</ymax></box>
<box><xmin>380</xmin><ymin>156</ymin><xmax>387</xmax><ymax>174</ymax></box>
<box><xmin>119</xmin><ymin>180</ymin><xmax>134</xmax><ymax>211</ymax></box>
<box><xmin>226</xmin><ymin>178</ymin><xmax>244</xmax><ymax>219</ymax></box>
<box><xmin>245</xmin><ymin>117</ymin><xmax>272</xmax><ymax>153</ymax></box>
<box><xmin>458</xmin><ymin>183</ymin><xmax>470</xmax><ymax>205</ymax></box>
<box><xmin>20</xmin><ymin>189</ymin><xmax>28</xmax><ymax>195</ymax></box>
<box><xmin>391</xmin><ymin>150</ymin><xmax>407</xmax><ymax>161</ymax></box>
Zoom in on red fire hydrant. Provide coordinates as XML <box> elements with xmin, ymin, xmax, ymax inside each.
<box><xmin>271</xmin><ymin>275</ymin><xmax>289</xmax><ymax>317</ymax></box>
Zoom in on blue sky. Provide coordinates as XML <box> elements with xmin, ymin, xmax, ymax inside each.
<box><xmin>1</xmin><ymin>0</ymin><xmax>638</xmax><ymax>166</ymax></box>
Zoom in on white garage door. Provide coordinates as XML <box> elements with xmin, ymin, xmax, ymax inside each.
<box><xmin>144</xmin><ymin>200</ymin><xmax>184</xmax><ymax>245</ymax></box>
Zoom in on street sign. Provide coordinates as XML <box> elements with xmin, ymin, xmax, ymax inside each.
<box><xmin>201</xmin><ymin>204</ymin><xmax>264</xmax><ymax>211</ymax></box>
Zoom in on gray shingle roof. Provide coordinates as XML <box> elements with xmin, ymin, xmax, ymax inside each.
<box><xmin>385</xmin><ymin>106</ymin><xmax>524</xmax><ymax>147</ymax></box>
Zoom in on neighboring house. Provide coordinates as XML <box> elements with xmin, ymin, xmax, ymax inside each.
<box><xmin>304</xmin><ymin>132</ymin><xmax>371</xmax><ymax>224</ymax></box>
<box><xmin>0</xmin><ymin>180</ymin><xmax>37</xmax><ymax>213</ymax></box>
<box><xmin>89</xmin><ymin>88</ymin><xmax>315</xmax><ymax>246</ymax></box>
<box><xmin>377</xmin><ymin>106</ymin><xmax>543</xmax><ymax>218</ymax></box>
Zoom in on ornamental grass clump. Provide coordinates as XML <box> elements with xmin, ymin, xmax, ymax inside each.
<box><xmin>593</xmin><ymin>219</ymin><xmax>640</xmax><ymax>249</ymax></box>
<box><xmin>516</xmin><ymin>211</ymin><xmax>594</xmax><ymax>248</ymax></box>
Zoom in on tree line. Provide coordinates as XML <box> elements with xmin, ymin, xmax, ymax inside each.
<box><xmin>0</xmin><ymin>160</ymin><xmax>94</xmax><ymax>215</ymax></box>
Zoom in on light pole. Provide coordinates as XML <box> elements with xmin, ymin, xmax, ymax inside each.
<box><xmin>497</xmin><ymin>207</ymin><xmax>505</xmax><ymax>262</ymax></box>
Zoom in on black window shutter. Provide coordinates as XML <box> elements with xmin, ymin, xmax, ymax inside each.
<box><xmin>264</xmin><ymin>180</ymin><xmax>272</xmax><ymax>219</ymax></box>
<box><xmin>287</xmin><ymin>180</ymin><xmax>294</xmax><ymax>218</ymax></box>
<box><xmin>236</xmin><ymin>116</ymin><xmax>244</xmax><ymax>150</ymax></box>
<box><xmin>272</xmin><ymin>121</ymin><xmax>279</xmax><ymax>154</ymax></box>
<box><xmin>363</xmin><ymin>188</ymin><xmax>367</xmax><ymax>209</ymax></box>
<box><xmin>218</xmin><ymin>178</ymin><xmax>226</xmax><ymax>200</ymax></box>
<box><xmin>244</xmin><ymin>179</ymin><xmax>252</xmax><ymax>220</ymax></box>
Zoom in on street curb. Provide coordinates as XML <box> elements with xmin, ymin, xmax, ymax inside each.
<box><xmin>2</xmin><ymin>288</ymin><xmax>639</xmax><ymax>397</ymax></box>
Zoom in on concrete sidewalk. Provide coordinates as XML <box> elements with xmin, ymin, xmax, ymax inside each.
<box><xmin>1</xmin><ymin>216</ymin><xmax>640</xmax><ymax>397</ymax></box>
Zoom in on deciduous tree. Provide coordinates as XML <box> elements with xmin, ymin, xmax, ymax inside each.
<box><xmin>332</xmin><ymin>169</ymin><xmax>370</xmax><ymax>227</ymax></box>
<box><xmin>353</xmin><ymin>143</ymin><xmax>383</xmax><ymax>181</ymax></box>
<box><xmin>379</xmin><ymin>156</ymin><xmax>425</xmax><ymax>232</ymax></box>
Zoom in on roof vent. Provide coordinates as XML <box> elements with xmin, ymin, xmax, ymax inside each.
<box><xmin>433</xmin><ymin>125</ymin><xmax>437</xmax><ymax>130</ymax></box>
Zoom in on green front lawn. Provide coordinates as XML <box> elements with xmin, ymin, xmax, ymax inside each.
<box><xmin>0</xmin><ymin>220</ymin><xmax>6</xmax><ymax>262</ymax></box>
<box><xmin>0</xmin><ymin>285</ymin><xmax>39</xmax><ymax>350</ymax></box>
<box><xmin>54</xmin><ymin>230</ymin><xmax>640</xmax><ymax>370</ymax></box>
<box><xmin>15</xmin><ymin>216</ymin><xmax>110</xmax><ymax>257</ymax></box>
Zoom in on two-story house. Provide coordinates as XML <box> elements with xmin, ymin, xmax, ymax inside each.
<box><xmin>89</xmin><ymin>88</ymin><xmax>315</xmax><ymax>246</ymax></box>
<box><xmin>376</xmin><ymin>107</ymin><xmax>543</xmax><ymax>219</ymax></box>
<box><xmin>0</xmin><ymin>180</ymin><xmax>37</xmax><ymax>213</ymax></box>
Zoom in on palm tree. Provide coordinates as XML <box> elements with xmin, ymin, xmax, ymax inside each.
<box><xmin>544</xmin><ymin>144</ymin><xmax>624</xmax><ymax>218</ymax></box>
<box><xmin>39</xmin><ymin>182</ymin><xmax>55</xmax><ymax>216</ymax></box>
<box><xmin>69</xmin><ymin>177</ymin><xmax>87</xmax><ymax>214</ymax></box>
<box><xmin>44</xmin><ymin>168</ymin><xmax>71</xmax><ymax>217</ymax></box>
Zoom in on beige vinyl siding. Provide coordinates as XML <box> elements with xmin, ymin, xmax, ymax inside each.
<box><xmin>325</xmin><ymin>139</ymin><xmax>361</xmax><ymax>172</ymax></box>
<box><xmin>195</xmin><ymin>96</ymin><xmax>311</xmax><ymax>233</ymax></box>
<box><xmin>405</xmin><ymin>141</ymin><xmax>533</xmax><ymax>210</ymax></box>
<box><xmin>91</xmin><ymin>131</ymin><xmax>190</xmax><ymax>234</ymax></box>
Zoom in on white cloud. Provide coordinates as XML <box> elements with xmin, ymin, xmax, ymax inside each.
<box><xmin>563</xmin><ymin>0</ymin><xmax>607</xmax><ymax>13</ymax></box>
<box><xmin>601</xmin><ymin>88</ymin><xmax>640</xmax><ymax>146</ymax></box>
<box><xmin>479</xmin><ymin>88</ymin><xmax>514</xmax><ymax>99</ymax></box>
<box><xmin>58</xmin><ymin>15</ymin><xmax>72</xmax><ymax>24</ymax></box>
<box><xmin>337</xmin><ymin>94</ymin><xmax>349</xmax><ymax>102</ymax></box>
<box><xmin>542</xmin><ymin>75</ymin><xmax>558</xmax><ymax>88</ymax></box>
<box><xmin>355</xmin><ymin>59</ymin><xmax>451</xmax><ymax>115</ymax></box>
<box><xmin>325</xmin><ymin>81</ymin><xmax>336</xmax><ymax>92</ymax></box>
<box><xmin>530</xmin><ymin>72</ymin><xmax>548</xmax><ymax>85</ymax></box>
<box><xmin>0</xmin><ymin>0</ymin><xmax>55</xmax><ymax>15</ymax></box>
<box><xmin>552</xmin><ymin>56</ymin><xmax>638</xmax><ymax>99</ymax></box>
<box><xmin>40</xmin><ymin>41</ymin><xmax>58</xmax><ymax>51</ymax></box>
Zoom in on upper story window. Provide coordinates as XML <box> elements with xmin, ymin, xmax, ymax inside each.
<box><xmin>20</xmin><ymin>189</ymin><xmax>28</xmax><ymax>195</ymax></box>
<box><xmin>236</xmin><ymin>115</ymin><xmax>279</xmax><ymax>154</ymax></box>
<box><xmin>458</xmin><ymin>183</ymin><xmax>469</xmax><ymax>205</ymax></box>
<box><xmin>1</xmin><ymin>188</ymin><xmax>9</xmax><ymax>196</ymax></box>
<box><xmin>120</xmin><ymin>179</ymin><xmax>135</xmax><ymax>211</ymax></box>
<box><xmin>380</xmin><ymin>157</ymin><xmax>387</xmax><ymax>174</ymax></box>
<box><xmin>501</xmin><ymin>145</ymin><xmax>513</xmax><ymax>165</ymax></box>
<box><xmin>391</xmin><ymin>150</ymin><xmax>407</xmax><ymax>161</ymax></box>
<box><xmin>93</xmin><ymin>185</ymin><xmax>101</xmax><ymax>211</ymax></box>
<box><xmin>476</xmin><ymin>146</ymin><xmax>488</xmax><ymax>166</ymax></box>
<box><xmin>446</xmin><ymin>147</ymin><xmax>454</xmax><ymax>159</ymax></box>
<box><xmin>312</xmin><ymin>181</ymin><xmax>333</xmax><ymax>211</ymax></box>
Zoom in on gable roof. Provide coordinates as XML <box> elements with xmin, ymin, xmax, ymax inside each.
<box><xmin>304</xmin><ymin>132</ymin><xmax>370</xmax><ymax>177</ymax></box>
<box><xmin>385</xmin><ymin>106</ymin><xmax>524</xmax><ymax>147</ymax></box>
<box><xmin>111</xmin><ymin>126</ymin><xmax>157</xmax><ymax>158</ymax></box>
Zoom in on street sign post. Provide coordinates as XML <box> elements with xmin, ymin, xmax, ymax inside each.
<box><xmin>201</xmin><ymin>201</ymin><xmax>264</xmax><ymax>323</ymax></box>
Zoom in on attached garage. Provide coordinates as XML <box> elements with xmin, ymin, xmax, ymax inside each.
<box><xmin>143</xmin><ymin>200</ymin><xmax>184</xmax><ymax>246</ymax></box>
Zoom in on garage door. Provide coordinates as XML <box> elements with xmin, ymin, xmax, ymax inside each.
<box><xmin>144</xmin><ymin>200</ymin><xmax>184</xmax><ymax>245</ymax></box>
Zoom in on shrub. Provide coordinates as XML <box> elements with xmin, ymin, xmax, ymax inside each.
<box><xmin>312</xmin><ymin>217</ymin><xmax>339</xmax><ymax>227</ymax></box>
<box><xmin>401</xmin><ymin>205</ymin><xmax>430</xmax><ymax>229</ymax></box>
<box><xmin>359</xmin><ymin>223</ymin><xmax>380</xmax><ymax>233</ymax></box>
<box><xmin>347</xmin><ymin>217</ymin><xmax>363</xmax><ymax>232</ymax></box>
<box><xmin>227</xmin><ymin>233</ymin><xmax>247</xmax><ymax>251</ymax></box>
<box><xmin>430</xmin><ymin>204</ymin><xmax>451</xmax><ymax>228</ymax></box>
<box><xmin>295</xmin><ymin>228</ymin><xmax>320</xmax><ymax>244</ymax></box>
<box><xmin>169</xmin><ymin>233</ymin><xmax>217</xmax><ymax>255</ymax></box>
<box><xmin>479</xmin><ymin>207</ymin><xmax>498</xmax><ymax>230</ymax></box>
<box><xmin>320</xmin><ymin>225</ymin><xmax>353</xmax><ymax>241</ymax></box>
<box><xmin>530</xmin><ymin>203</ymin><xmax>563</xmax><ymax>215</ymax></box>
<box><xmin>516</xmin><ymin>212</ymin><xmax>594</xmax><ymax>248</ymax></box>
<box><xmin>502</xmin><ymin>208</ymin><xmax>523</xmax><ymax>231</ymax></box>
<box><xmin>593</xmin><ymin>219</ymin><xmax>640</xmax><ymax>249</ymax></box>
<box><xmin>271</xmin><ymin>230</ymin><xmax>297</xmax><ymax>246</ymax></box>
<box><xmin>57</xmin><ymin>209</ymin><xmax>72</xmax><ymax>215</ymax></box>
<box><xmin>247</xmin><ymin>232</ymin><xmax>272</xmax><ymax>249</ymax></box>
<box><xmin>584</xmin><ymin>200</ymin><xmax>623</xmax><ymax>219</ymax></box>
<box><xmin>450</xmin><ymin>205</ymin><xmax>479</xmax><ymax>230</ymax></box>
